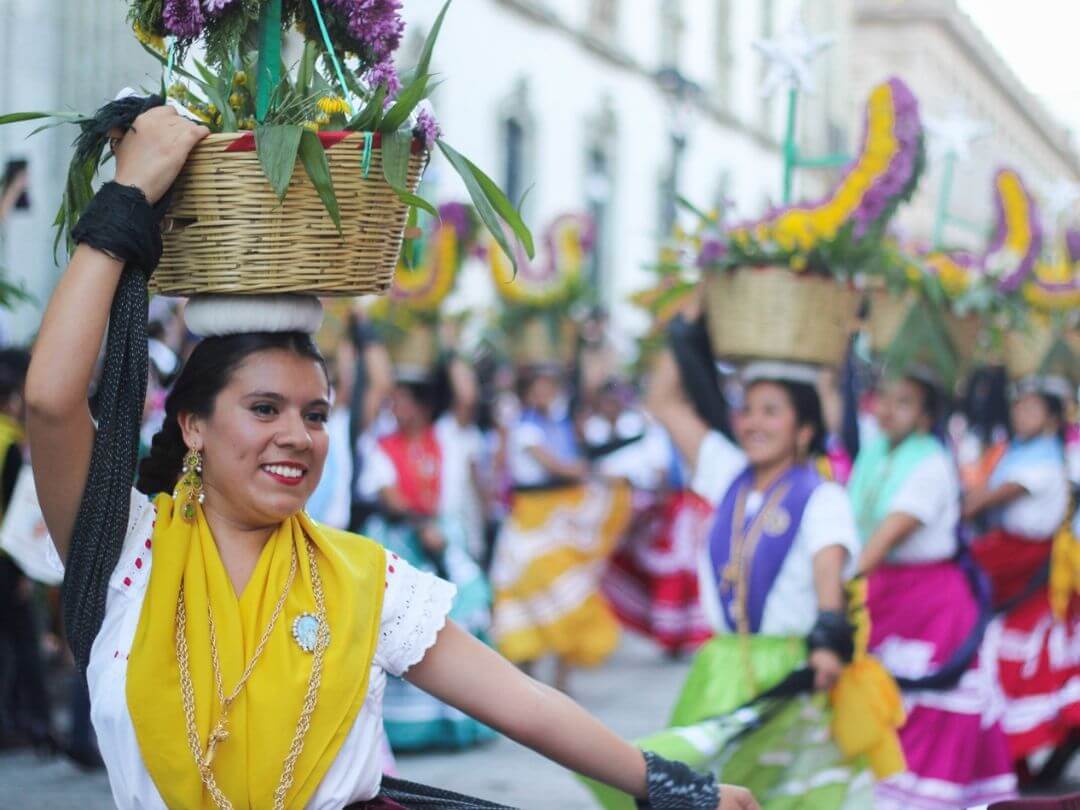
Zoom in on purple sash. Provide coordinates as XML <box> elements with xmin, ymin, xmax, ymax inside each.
<box><xmin>708</xmin><ymin>464</ymin><xmax>823</xmax><ymax>633</ymax></box>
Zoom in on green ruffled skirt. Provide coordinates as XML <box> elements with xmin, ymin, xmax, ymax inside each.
<box><xmin>583</xmin><ymin>635</ymin><xmax>873</xmax><ymax>809</ymax></box>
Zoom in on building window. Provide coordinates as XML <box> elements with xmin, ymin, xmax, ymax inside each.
<box><xmin>715</xmin><ymin>0</ymin><xmax>733</xmax><ymax>109</ymax></box>
<box><xmin>659</xmin><ymin>0</ymin><xmax>684</xmax><ymax>68</ymax></box>
<box><xmin>497</xmin><ymin>78</ymin><xmax>536</xmax><ymax>217</ymax></box>
<box><xmin>759</xmin><ymin>0</ymin><xmax>776</xmax><ymax>128</ymax></box>
<box><xmin>584</xmin><ymin>99</ymin><xmax>617</xmax><ymax>296</ymax></box>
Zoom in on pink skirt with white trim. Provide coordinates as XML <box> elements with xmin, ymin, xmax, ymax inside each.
<box><xmin>868</xmin><ymin>561</ymin><xmax>1018</xmax><ymax>809</ymax></box>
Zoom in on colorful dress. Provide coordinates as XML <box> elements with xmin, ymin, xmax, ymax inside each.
<box><xmin>360</xmin><ymin>427</ymin><xmax>495</xmax><ymax>752</ymax></box>
<box><xmin>848</xmin><ymin>433</ymin><xmax>1017</xmax><ymax>809</ymax></box>
<box><xmin>970</xmin><ymin>435</ymin><xmax>1080</xmax><ymax>760</ymax></box>
<box><xmin>603</xmin><ymin>429</ymin><xmax>713</xmax><ymax>655</ymax></box>
<box><xmin>489</xmin><ymin>409</ymin><xmax>631</xmax><ymax>667</ymax></box>
<box><xmin>588</xmin><ymin>430</ymin><xmax>880</xmax><ymax>809</ymax></box>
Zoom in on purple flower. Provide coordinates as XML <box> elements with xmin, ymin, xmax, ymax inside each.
<box><xmin>697</xmin><ymin>236</ymin><xmax>727</xmax><ymax>268</ymax></box>
<box><xmin>325</xmin><ymin>0</ymin><xmax>404</xmax><ymax>62</ymax></box>
<box><xmin>163</xmin><ymin>0</ymin><xmax>206</xmax><ymax>37</ymax></box>
<box><xmin>414</xmin><ymin>104</ymin><xmax>441</xmax><ymax>149</ymax></box>
<box><xmin>203</xmin><ymin>0</ymin><xmax>237</xmax><ymax>14</ymax></box>
<box><xmin>365</xmin><ymin>58</ymin><xmax>401</xmax><ymax>98</ymax></box>
<box><xmin>438</xmin><ymin>202</ymin><xmax>474</xmax><ymax>243</ymax></box>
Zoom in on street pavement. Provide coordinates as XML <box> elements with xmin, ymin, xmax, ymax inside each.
<box><xmin>0</xmin><ymin>633</ymin><xmax>691</xmax><ymax>809</ymax></box>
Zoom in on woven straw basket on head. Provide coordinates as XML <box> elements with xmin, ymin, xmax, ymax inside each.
<box><xmin>1003</xmin><ymin>322</ymin><xmax>1061</xmax><ymax>381</ymax></box>
<box><xmin>388</xmin><ymin>323</ymin><xmax>439</xmax><ymax>376</ymax></box>
<box><xmin>703</xmin><ymin>267</ymin><xmax>858</xmax><ymax>366</ymax></box>
<box><xmin>151</xmin><ymin>132</ymin><xmax>426</xmax><ymax>297</ymax></box>
<box><xmin>512</xmin><ymin>317</ymin><xmax>577</xmax><ymax>368</ymax></box>
<box><xmin>866</xmin><ymin>289</ymin><xmax>982</xmax><ymax>367</ymax></box>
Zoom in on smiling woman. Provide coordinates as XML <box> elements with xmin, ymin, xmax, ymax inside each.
<box><xmin>20</xmin><ymin>105</ymin><xmax>756</xmax><ymax>809</ymax></box>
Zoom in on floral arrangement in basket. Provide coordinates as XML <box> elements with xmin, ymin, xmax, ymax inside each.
<box><xmin>489</xmin><ymin>212</ymin><xmax>594</xmax><ymax>314</ymax></box>
<box><xmin>487</xmin><ymin>212</ymin><xmax>594</xmax><ymax>363</ymax></box>
<box><xmin>694</xmin><ymin>77</ymin><xmax>924</xmax><ymax>280</ymax></box>
<box><xmin>369</xmin><ymin>200</ymin><xmax>478</xmax><ymax>330</ymax></box>
<box><xmin>1020</xmin><ymin>213</ymin><xmax>1080</xmax><ymax>313</ymax></box>
<box><xmin>913</xmin><ymin>168</ymin><xmax>1043</xmax><ymax>320</ymax></box>
<box><xmin>1</xmin><ymin>0</ymin><xmax>534</xmax><ymax>272</ymax></box>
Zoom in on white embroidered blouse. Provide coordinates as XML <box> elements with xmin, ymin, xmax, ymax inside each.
<box><xmin>39</xmin><ymin>489</ymin><xmax>457</xmax><ymax>809</ymax></box>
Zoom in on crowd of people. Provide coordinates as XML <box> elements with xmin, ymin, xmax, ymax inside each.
<box><xmin>0</xmin><ymin>107</ymin><xmax>1077</xmax><ymax>810</ymax></box>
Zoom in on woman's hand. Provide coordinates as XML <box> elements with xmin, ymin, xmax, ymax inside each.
<box><xmin>720</xmin><ymin>784</ymin><xmax>759</xmax><ymax>809</ymax></box>
<box><xmin>808</xmin><ymin>648</ymin><xmax>844</xmax><ymax>692</ymax></box>
<box><xmin>112</xmin><ymin>105</ymin><xmax>209</xmax><ymax>204</ymax></box>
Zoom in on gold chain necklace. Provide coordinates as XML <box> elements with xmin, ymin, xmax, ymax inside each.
<box><xmin>175</xmin><ymin>539</ymin><xmax>329</xmax><ymax>810</ymax></box>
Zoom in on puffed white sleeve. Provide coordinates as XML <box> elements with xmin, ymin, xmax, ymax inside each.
<box><xmin>373</xmin><ymin>552</ymin><xmax>458</xmax><ymax>677</ymax></box>
<box><xmin>357</xmin><ymin>444</ymin><xmax>398</xmax><ymax>501</ymax></box>
<box><xmin>801</xmin><ymin>481</ymin><xmax>860</xmax><ymax>578</ymax></box>
<box><xmin>890</xmin><ymin>453</ymin><xmax>952</xmax><ymax>526</ymax></box>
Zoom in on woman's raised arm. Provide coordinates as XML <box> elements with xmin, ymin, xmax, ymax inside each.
<box><xmin>25</xmin><ymin>106</ymin><xmax>207</xmax><ymax>557</ymax></box>
<box><xmin>407</xmin><ymin>621</ymin><xmax>759</xmax><ymax>809</ymax></box>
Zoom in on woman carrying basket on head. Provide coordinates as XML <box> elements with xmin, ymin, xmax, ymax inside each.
<box><xmin>26</xmin><ymin>106</ymin><xmax>755</xmax><ymax>809</ymax></box>
<box><xmin>590</xmin><ymin>312</ymin><xmax>897</xmax><ymax>810</ymax></box>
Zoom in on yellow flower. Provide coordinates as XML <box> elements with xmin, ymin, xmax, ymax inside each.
<box><xmin>317</xmin><ymin>96</ymin><xmax>351</xmax><ymax>116</ymax></box>
<box><xmin>790</xmin><ymin>254</ymin><xmax>808</xmax><ymax>272</ymax></box>
<box><xmin>229</xmin><ymin>93</ymin><xmax>244</xmax><ymax>110</ymax></box>
<box><xmin>233</xmin><ymin>71</ymin><xmax>247</xmax><ymax>87</ymax></box>
<box><xmin>168</xmin><ymin>83</ymin><xmax>188</xmax><ymax>100</ymax></box>
<box><xmin>316</xmin><ymin>113</ymin><xmax>331</xmax><ymax>125</ymax></box>
<box><xmin>302</xmin><ymin>121</ymin><xmax>320</xmax><ymax>133</ymax></box>
<box><xmin>207</xmin><ymin>104</ymin><xmax>218</xmax><ymax>115</ymax></box>
<box><xmin>133</xmin><ymin>22</ymin><xmax>165</xmax><ymax>54</ymax></box>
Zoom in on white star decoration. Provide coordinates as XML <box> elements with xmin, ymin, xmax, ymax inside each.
<box><xmin>1040</xmin><ymin>179</ymin><xmax>1080</xmax><ymax>224</ymax></box>
<box><xmin>925</xmin><ymin>111</ymin><xmax>991</xmax><ymax>161</ymax></box>
<box><xmin>753</xmin><ymin>18</ymin><xmax>834</xmax><ymax>97</ymax></box>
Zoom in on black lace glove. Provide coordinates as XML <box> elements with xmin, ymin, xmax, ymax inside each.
<box><xmin>635</xmin><ymin>750</ymin><xmax>720</xmax><ymax>810</ymax></box>
<box><xmin>806</xmin><ymin>609</ymin><xmax>855</xmax><ymax>663</ymax></box>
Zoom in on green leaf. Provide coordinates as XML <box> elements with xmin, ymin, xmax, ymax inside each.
<box><xmin>394</xmin><ymin>189</ymin><xmax>439</xmax><ymax>219</ymax></box>
<box><xmin>349</xmin><ymin>84</ymin><xmax>386</xmax><ymax>131</ymax></box>
<box><xmin>414</xmin><ymin>0</ymin><xmax>452</xmax><ymax>80</ymax></box>
<box><xmin>298</xmin><ymin>129</ymin><xmax>341</xmax><ymax>232</ymax></box>
<box><xmin>255</xmin><ymin>124</ymin><xmax>303</xmax><ymax>200</ymax></box>
<box><xmin>437</xmin><ymin>140</ymin><xmax>523</xmax><ymax>272</ymax></box>
<box><xmin>0</xmin><ymin>111</ymin><xmax>76</xmax><ymax>126</ymax></box>
<box><xmin>380</xmin><ymin>73</ymin><xmax>428</xmax><ymax>132</ymax></box>
<box><xmin>436</xmin><ymin>139</ymin><xmax>534</xmax><ymax>258</ymax></box>
<box><xmin>297</xmin><ymin>41</ymin><xmax>317</xmax><ymax>97</ymax></box>
<box><xmin>381</xmin><ymin>131</ymin><xmax>412</xmax><ymax>191</ymax></box>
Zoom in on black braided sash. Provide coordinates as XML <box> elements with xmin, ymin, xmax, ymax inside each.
<box><xmin>61</xmin><ymin>95</ymin><xmax>169</xmax><ymax>670</ymax></box>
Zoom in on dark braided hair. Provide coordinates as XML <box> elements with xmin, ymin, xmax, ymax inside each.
<box><xmin>136</xmin><ymin>332</ymin><xmax>328</xmax><ymax>496</ymax></box>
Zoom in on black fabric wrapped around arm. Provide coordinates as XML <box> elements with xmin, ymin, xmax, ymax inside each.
<box><xmin>806</xmin><ymin>609</ymin><xmax>855</xmax><ymax>663</ymax></box>
<box><xmin>61</xmin><ymin>127</ymin><xmax>172</xmax><ymax>671</ymax></box>
<box><xmin>635</xmin><ymin>750</ymin><xmax>720</xmax><ymax>810</ymax></box>
<box><xmin>666</xmin><ymin>314</ymin><xmax>731</xmax><ymax>438</ymax></box>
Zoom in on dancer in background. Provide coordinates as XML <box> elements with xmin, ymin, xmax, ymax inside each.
<box><xmin>489</xmin><ymin>363</ymin><xmax>632</xmax><ymax>693</ymax></box>
<box><xmin>360</xmin><ymin>360</ymin><xmax>495</xmax><ymax>752</ymax></box>
<box><xmin>966</xmin><ymin>375</ymin><xmax>1079</xmax><ymax>780</ymax></box>
<box><xmin>850</xmin><ymin>370</ymin><xmax>1017</xmax><ymax>808</ymax></box>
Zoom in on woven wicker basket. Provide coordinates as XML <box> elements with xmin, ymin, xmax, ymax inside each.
<box><xmin>866</xmin><ymin>290</ymin><xmax>983</xmax><ymax>367</ymax></box>
<box><xmin>865</xmin><ymin>290</ymin><xmax>912</xmax><ymax>354</ymax></box>
<box><xmin>512</xmin><ymin>317</ymin><xmax>577</xmax><ymax>367</ymax></box>
<box><xmin>152</xmin><ymin>132</ymin><xmax>426</xmax><ymax>297</ymax></box>
<box><xmin>389</xmin><ymin>323</ymin><xmax>439</xmax><ymax>376</ymax></box>
<box><xmin>703</xmin><ymin>267</ymin><xmax>857</xmax><ymax>366</ymax></box>
<box><xmin>1004</xmin><ymin>324</ymin><xmax>1059</xmax><ymax>381</ymax></box>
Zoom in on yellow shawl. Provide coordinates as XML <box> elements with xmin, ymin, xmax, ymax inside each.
<box><xmin>128</xmin><ymin>494</ymin><xmax>386</xmax><ymax>808</ymax></box>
